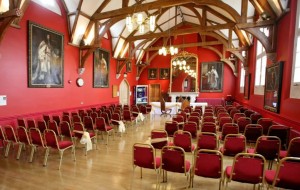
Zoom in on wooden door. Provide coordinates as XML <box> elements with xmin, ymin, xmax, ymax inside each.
<box><xmin>149</xmin><ymin>84</ymin><xmax>161</xmax><ymax>102</ymax></box>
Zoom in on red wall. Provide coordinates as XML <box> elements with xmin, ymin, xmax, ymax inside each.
<box><xmin>0</xmin><ymin>1</ymin><xmax>137</xmax><ymax>125</ymax></box>
<box><xmin>235</xmin><ymin>0</ymin><xmax>300</xmax><ymax>131</ymax></box>
<box><xmin>139</xmin><ymin>34</ymin><xmax>236</xmax><ymax>99</ymax></box>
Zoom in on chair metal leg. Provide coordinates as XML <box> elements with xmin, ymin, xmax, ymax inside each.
<box><xmin>58</xmin><ymin>150</ymin><xmax>63</xmax><ymax>170</ymax></box>
<box><xmin>29</xmin><ymin>145</ymin><xmax>36</xmax><ymax>163</ymax></box>
<box><xmin>16</xmin><ymin>143</ymin><xmax>23</xmax><ymax>160</ymax></box>
<box><xmin>4</xmin><ymin>142</ymin><xmax>11</xmax><ymax>158</ymax></box>
<box><xmin>43</xmin><ymin>147</ymin><xmax>50</xmax><ymax>166</ymax></box>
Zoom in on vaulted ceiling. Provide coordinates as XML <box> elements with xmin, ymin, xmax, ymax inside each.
<box><xmin>0</xmin><ymin>0</ymin><xmax>290</xmax><ymax>73</ymax></box>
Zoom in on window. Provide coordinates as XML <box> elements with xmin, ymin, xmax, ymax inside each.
<box><xmin>240</xmin><ymin>66</ymin><xmax>245</xmax><ymax>93</ymax></box>
<box><xmin>254</xmin><ymin>28</ymin><xmax>268</xmax><ymax>95</ymax></box>
<box><xmin>291</xmin><ymin>1</ymin><xmax>300</xmax><ymax>98</ymax></box>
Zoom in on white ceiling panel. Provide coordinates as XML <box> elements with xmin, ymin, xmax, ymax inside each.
<box><xmin>110</xmin><ymin>20</ymin><xmax>125</xmax><ymax>37</ymax></box>
<box><xmin>207</xmin><ymin>12</ymin><xmax>226</xmax><ymax>24</ymax></box>
<box><xmin>183</xmin><ymin>15</ymin><xmax>200</xmax><ymax>25</ymax></box>
<box><xmin>180</xmin><ymin>6</ymin><xmax>196</xmax><ymax>16</ymax></box>
<box><xmin>81</xmin><ymin>0</ymin><xmax>104</xmax><ymax>16</ymax></box>
<box><xmin>32</xmin><ymin>0</ymin><xmax>62</xmax><ymax>15</ymax></box>
<box><xmin>102</xmin><ymin>1</ymin><xmax>122</xmax><ymax>13</ymax></box>
<box><xmin>64</xmin><ymin>0</ymin><xmax>79</xmax><ymax>12</ymax></box>
<box><xmin>208</xmin><ymin>5</ymin><xmax>235</xmax><ymax>22</ymax></box>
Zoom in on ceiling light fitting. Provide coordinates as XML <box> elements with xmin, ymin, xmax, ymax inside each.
<box><xmin>126</xmin><ymin>13</ymin><xmax>155</xmax><ymax>34</ymax></box>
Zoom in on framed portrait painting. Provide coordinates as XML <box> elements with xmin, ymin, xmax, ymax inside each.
<box><xmin>126</xmin><ymin>61</ymin><xmax>132</xmax><ymax>73</ymax></box>
<box><xmin>200</xmin><ymin>62</ymin><xmax>223</xmax><ymax>92</ymax></box>
<box><xmin>160</xmin><ymin>68</ymin><xmax>170</xmax><ymax>80</ymax></box>
<box><xmin>94</xmin><ymin>48</ymin><xmax>110</xmax><ymax>88</ymax></box>
<box><xmin>264</xmin><ymin>61</ymin><xmax>283</xmax><ymax>113</ymax></box>
<box><xmin>148</xmin><ymin>68</ymin><xmax>157</xmax><ymax>80</ymax></box>
<box><xmin>28</xmin><ymin>21</ymin><xmax>64</xmax><ymax>88</ymax></box>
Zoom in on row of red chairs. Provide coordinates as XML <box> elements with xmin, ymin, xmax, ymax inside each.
<box><xmin>133</xmin><ymin>143</ymin><xmax>300</xmax><ymax>189</ymax></box>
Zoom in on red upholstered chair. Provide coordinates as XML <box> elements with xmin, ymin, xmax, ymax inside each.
<box><xmin>43</xmin><ymin>115</ymin><xmax>51</xmax><ymax>126</ymax></box>
<box><xmin>279</xmin><ymin>137</ymin><xmax>300</xmax><ymax>159</ymax></box>
<box><xmin>191</xmin><ymin>149</ymin><xmax>223</xmax><ymax>189</ymax></box>
<box><xmin>44</xmin><ymin>129</ymin><xmax>76</xmax><ymax>170</ymax></box>
<box><xmin>196</xmin><ymin>132</ymin><xmax>218</xmax><ymax>150</ymax></box>
<box><xmin>183</xmin><ymin>122</ymin><xmax>198</xmax><ymax>138</ymax></box>
<box><xmin>62</xmin><ymin>115</ymin><xmax>72</xmax><ymax>126</ymax></box>
<box><xmin>48</xmin><ymin>120</ymin><xmax>62</xmax><ymax>139</ymax></box>
<box><xmin>52</xmin><ymin>115</ymin><xmax>61</xmax><ymax>126</ymax></box>
<box><xmin>161</xmin><ymin>146</ymin><xmax>191</xmax><ymax>187</ymax></box>
<box><xmin>257</xmin><ymin>118</ymin><xmax>273</xmax><ymax>135</ymax></box>
<box><xmin>173</xmin><ymin>131</ymin><xmax>195</xmax><ymax>153</ymax></box>
<box><xmin>111</xmin><ymin>113</ymin><xmax>122</xmax><ymax>129</ymax></box>
<box><xmin>86</xmin><ymin>109</ymin><xmax>93</xmax><ymax>116</ymax></box>
<box><xmin>201</xmin><ymin>122</ymin><xmax>217</xmax><ymax>133</ymax></box>
<box><xmin>28</xmin><ymin>128</ymin><xmax>48</xmax><ymax>163</ymax></box>
<box><xmin>140</xmin><ymin>105</ymin><xmax>150</xmax><ymax>118</ymax></box>
<box><xmin>0</xmin><ymin>126</ymin><xmax>7</xmax><ymax>156</ymax></box>
<box><xmin>37</xmin><ymin>120</ymin><xmax>47</xmax><ymax>133</ymax></box>
<box><xmin>237</xmin><ymin>117</ymin><xmax>251</xmax><ymax>133</ymax></box>
<box><xmin>80</xmin><ymin>112</ymin><xmax>88</xmax><ymax>121</ymax></box>
<box><xmin>233</xmin><ymin>113</ymin><xmax>246</xmax><ymax>123</ymax></box>
<box><xmin>16</xmin><ymin>126</ymin><xmax>33</xmax><ymax>160</ymax></box>
<box><xmin>73</xmin><ymin>122</ymin><xmax>97</xmax><ymax>155</ymax></box>
<box><xmin>224</xmin><ymin>153</ymin><xmax>266</xmax><ymax>190</ymax></box>
<box><xmin>132</xmin><ymin>143</ymin><xmax>161</xmax><ymax>186</ymax></box>
<box><xmin>218</xmin><ymin>117</ymin><xmax>233</xmax><ymax>132</ymax></box>
<box><xmin>27</xmin><ymin>119</ymin><xmax>36</xmax><ymax>129</ymax></box>
<box><xmin>17</xmin><ymin>118</ymin><xmax>27</xmax><ymax>128</ymax></box>
<box><xmin>3</xmin><ymin>125</ymin><xmax>19</xmax><ymax>158</ymax></box>
<box><xmin>83</xmin><ymin>116</ymin><xmax>96</xmax><ymax>132</ymax></box>
<box><xmin>190</xmin><ymin>112</ymin><xmax>200</xmax><ymax>118</ymax></box>
<box><xmin>178</xmin><ymin>111</ymin><xmax>188</xmax><ymax>122</ymax></box>
<box><xmin>60</xmin><ymin>121</ymin><xmax>77</xmax><ymax>144</ymax></box>
<box><xmin>165</xmin><ymin>121</ymin><xmax>179</xmax><ymax>137</ymax></box>
<box><xmin>95</xmin><ymin>117</ymin><xmax>114</xmax><ymax>145</ymax></box>
<box><xmin>150</xmin><ymin>129</ymin><xmax>169</xmax><ymax>150</ymax></box>
<box><xmin>123</xmin><ymin>110</ymin><xmax>136</xmax><ymax>127</ymax></box>
<box><xmin>187</xmin><ymin>116</ymin><xmax>200</xmax><ymax>129</ymax></box>
<box><xmin>172</xmin><ymin>115</ymin><xmax>184</xmax><ymax>129</ymax></box>
<box><xmin>265</xmin><ymin>157</ymin><xmax>300</xmax><ymax>189</ymax></box>
<box><xmin>219</xmin><ymin>134</ymin><xmax>246</xmax><ymax>156</ymax></box>
<box><xmin>131</xmin><ymin>105</ymin><xmax>140</xmax><ymax>118</ymax></box>
<box><xmin>250</xmin><ymin>112</ymin><xmax>262</xmax><ymax>124</ymax></box>
<box><xmin>100</xmin><ymin>112</ymin><xmax>111</xmax><ymax>126</ymax></box>
<box><xmin>243</xmin><ymin>124</ymin><xmax>263</xmax><ymax>145</ymax></box>
<box><xmin>72</xmin><ymin>114</ymin><xmax>82</xmax><ymax>124</ymax></box>
<box><xmin>247</xmin><ymin>136</ymin><xmax>281</xmax><ymax>169</ymax></box>
<box><xmin>217</xmin><ymin>112</ymin><xmax>230</xmax><ymax>121</ymax></box>
<box><xmin>219</xmin><ymin>123</ymin><xmax>239</xmax><ymax>141</ymax></box>
<box><xmin>203</xmin><ymin>112</ymin><xmax>214</xmax><ymax>118</ymax></box>
<box><xmin>202</xmin><ymin>116</ymin><xmax>215</xmax><ymax>123</ymax></box>
<box><xmin>267</xmin><ymin>125</ymin><xmax>290</xmax><ymax>150</ymax></box>
<box><xmin>244</xmin><ymin>109</ymin><xmax>255</xmax><ymax>117</ymax></box>
<box><xmin>229</xmin><ymin>108</ymin><xmax>240</xmax><ymax>119</ymax></box>
<box><xmin>90</xmin><ymin>112</ymin><xmax>98</xmax><ymax>124</ymax></box>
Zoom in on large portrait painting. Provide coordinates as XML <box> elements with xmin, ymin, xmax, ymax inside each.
<box><xmin>200</xmin><ymin>62</ymin><xmax>223</xmax><ymax>92</ymax></box>
<box><xmin>264</xmin><ymin>61</ymin><xmax>283</xmax><ymax>113</ymax></box>
<box><xmin>28</xmin><ymin>21</ymin><xmax>64</xmax><ymax>88</ymax></box>
<box><xmin>94</xmin><ymin>48</ymin><xmax>110</xmax><ymax>88</ymax></box>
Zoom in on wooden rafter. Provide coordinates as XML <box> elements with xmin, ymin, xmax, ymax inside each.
<box><xmin>127</xmin><ymin>23</ymin><xmax>235</xmax><ymax>41</ymax></box>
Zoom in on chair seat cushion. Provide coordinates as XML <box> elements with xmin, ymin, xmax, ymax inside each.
<box><xmin>247</xmin><ymin>148</ymin><xmax>255</xmax><ymax>153</ymax></box>
<box><xmin>279</xmin><ymin>150</ymin><xmax>287</xmax><ymax>159</ymax></box>
<box><xmin>185</xmin><ymin>160</ymin><xmax>191</xmax><ymax>172</ymax></box>
<box><xmin>89</xmin><ymin>132</ymin><xmax>96</xmax><ymax>138</ymax></box>
<box><xmin>265</xmin><ymin>170</ymin><xmax>276</xmax><ymax>185</ymax></box>
<box><xmin>155</xmin><ymin>157</ymin><xmax>161</xmax><ymax>168</ymax></box>
<box><xmin>106</xmin><ymin>126</ymin><xmax>114</xmax><ymax>131</ymax></box>
<box><xmin>58</xmin><ymin>141</ymin><xmax>73</xmax><ymax>149</ymax></box>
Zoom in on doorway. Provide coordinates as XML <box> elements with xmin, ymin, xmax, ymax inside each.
<box><xmin>119</xmin><ymin>79</ymin><xmax>130</xmax><ymax>105</ymax></box>
<box><xmin>149</xmin><ymin>84</ymin><xmax>161</xmax><ymax>102</ymax></box>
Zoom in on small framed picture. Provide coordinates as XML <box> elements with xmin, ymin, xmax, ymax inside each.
<box><xmin>160</xmin><ymin>68</ymin><xmax>170</xmax><ymax>80</ymax></box>
<box><xmin>148</xmin><ymin>68</ymin><xmax>157</xmax><ymax>80</ymax></box>
<box><xmin>126</xmin><ymin>61</ymin><xmax>132</xmax><ymax>73</ymax></box>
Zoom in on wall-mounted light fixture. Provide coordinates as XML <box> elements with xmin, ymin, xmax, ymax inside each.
<box><xmin>124</xmin><ymin>72</ymin><xmax>128</xmax><ymax>78</ymax></box>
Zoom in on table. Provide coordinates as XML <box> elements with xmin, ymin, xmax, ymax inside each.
<box><xmin>150</xmin><ymin>102</ymin><xmax>208</xmax><ymax>115</ymax></box>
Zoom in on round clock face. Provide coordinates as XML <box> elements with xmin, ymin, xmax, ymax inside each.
<box><xmin>76</xmin><ymin>78</ymin><xmax>84</xmax><ymax>87</ymax></box>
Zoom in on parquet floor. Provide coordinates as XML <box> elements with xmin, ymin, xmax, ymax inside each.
<box><xmin>0</xmin><ymin>114</ymin><xmax>271</xmax><ymax>190</ymax></box>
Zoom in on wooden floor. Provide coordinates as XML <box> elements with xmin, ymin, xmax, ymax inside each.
<box><xmin>0</xmin><ymin>114</ymin><xmax>270</xmax><ymax>190</ymax></box>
